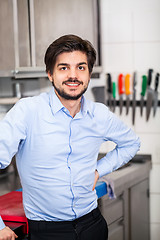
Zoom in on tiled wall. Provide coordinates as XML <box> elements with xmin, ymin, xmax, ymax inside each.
<box><xmin>100</xmin><ymin>0</ymin><xmax>160</xmax><ymax>239</ymax></box>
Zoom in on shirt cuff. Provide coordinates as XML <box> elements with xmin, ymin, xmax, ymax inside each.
<box><xmin>0</xmin><ymin>216</ymin><xmax>6</xmax><ymax>230</ymax></box>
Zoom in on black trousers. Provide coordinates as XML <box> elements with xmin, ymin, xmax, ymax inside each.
<box><xmin>28</xmin><ymin>207</ymin><xmax>108</xmax><ymax>240</ymax></box>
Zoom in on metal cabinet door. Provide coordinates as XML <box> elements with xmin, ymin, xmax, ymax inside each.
<box><xmin>108</xmin><ymin>220</ymin><xmax>124</xmax><ymax>240</ymax></box>
<box><xmin>130</xmin><ymin>179</ymin><xmax>150</xmax><ymax>240</ymax></box>
<box><xmin>33</xmin><ymin>0</ymin><xmax>98</xmax><ymax>66</ymax></box>
<box><xmin>0</xmin><ymin>0</ymin><xmax>30</xmax><ymax>72</ymax></box>
<box><xmin>0</xmin><ymin>0</ymin><xmax>15</xmax><ymax>71</ymax></box>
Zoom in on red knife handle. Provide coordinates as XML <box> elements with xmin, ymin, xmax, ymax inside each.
<box><xmin>118</xmin><ymin>74</ymin><xmax>124</xmax><ymax>95</ymax></box>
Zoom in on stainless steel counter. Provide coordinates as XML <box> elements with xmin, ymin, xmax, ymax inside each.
<box><xmin>98</xmin><ymin>154</ymin><xmax>152</xmax><ymax>240</ymax></box>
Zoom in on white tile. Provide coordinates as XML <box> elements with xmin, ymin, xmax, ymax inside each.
<box><xmin>137</xmin><ymin>133</ymin><xmax>160</xmax><ymax>164</ymax></box>
<box><xmin>135</xmin><ymin>107</ymin><xmax>160</xmax><ymax>134</ymax></box>
<box><xmin>134</xmin><ymin>42</ymin><xmax>160</xmax><ymax>71</ymax></box>
<box><xmin>101</xmin><ymin>0</ymin><xmax>133</xmax><ymax>13</ymax></box>
<box><xmin>101</xmin><ymin>12</ymin><xmax>133</xmax><ymax>43</ymax></box>
<box><xmin>150</xmin><ymin>193</ymin><xmax>160</xmax><ymax>223</ymax></box>
<box><xmin>150</xmin><ymin>164</ymin><xmax>160</xmax><ymax>194</ymax></box>
<box><xmin>132</xmin><ymin>0</ymin><xmax>160</xmax><ymax>12</ymax></box>
<box><xmin>133</xmin><ymin>11</ymin><xmax>160</xmax><ymax>42</ymax></box>
<box><xmin>102</xmin><ymin>43</ymin><xmax>134</xmax><ymax>72</ymax></box>
<box><xmin>150</xmin><ymin>223</ymin><xmax>160</xmax><ymax>240</ymax></box>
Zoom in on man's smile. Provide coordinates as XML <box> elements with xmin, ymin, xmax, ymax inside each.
<box><xmin>63</xmin><ymin>79</ymin><xmax>83</xmax><ymax>88</ymax></box>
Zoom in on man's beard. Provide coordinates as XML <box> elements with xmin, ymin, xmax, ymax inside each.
<box><xmin>51</xmin><ymin>78</ymin><xmax>89</xmax><ymax>100</ymax></box>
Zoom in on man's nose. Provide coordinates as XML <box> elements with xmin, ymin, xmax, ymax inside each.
<box><xmin>68</xmin><ymin>68</ymin><xmax>78</xmax><ymax>79</ymax></box>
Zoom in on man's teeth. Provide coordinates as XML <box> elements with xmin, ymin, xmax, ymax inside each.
<box><xmin>66</xmin><ymin>83</ymin><xmax>79</xmax><ymax>86</ymax></box>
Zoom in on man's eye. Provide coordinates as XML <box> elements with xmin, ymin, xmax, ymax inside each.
<box><xmin>60</xmin><ymin>67</ymin><xmax>67</xmax><ymax>70</ymax></box>
<box><xmin>78</xmin><ymin>66</ymin><xmax>85</xmax><ymax>70</ymax></box>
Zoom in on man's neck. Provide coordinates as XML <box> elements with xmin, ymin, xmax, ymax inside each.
<box><xmin>55</xmin><ymin>92</ymin><xmax>82</xmax><ymax>118</ymax></box>
<box><xmin>63</xmin><ymin>99</ymin><xmax>81</xmax><ymax>118</ymax></box>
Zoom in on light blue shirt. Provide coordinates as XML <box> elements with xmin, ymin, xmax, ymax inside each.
<box><xmin>0</xmin><ymin>88</ymin><xmax>140</xmax><ymax>229</ymax></box>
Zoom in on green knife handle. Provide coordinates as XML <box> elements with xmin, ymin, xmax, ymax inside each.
<box><xmin>141</xmin><ymin>75</ymin><xmax>147</xmax><ymax>96</ymax></box>
<box><xmin>112</xmin><ymin>82</ymin><xmax>116</xmax><ymax>99</ymax></box>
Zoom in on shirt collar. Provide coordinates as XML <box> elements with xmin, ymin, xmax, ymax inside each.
<box><xmin>49</xmin><ymin>88</ymin><xmax>94</xmax><ymax>118</ymax></box>
<box><xmin>49</xmin><ymin>88</ymin><xmax>64</xmax><ymax>115</ymax></box>
<box><xmin>81</xmin><ymin>95</ymin><xmax>94</xmax><ymax>118</ymax></box>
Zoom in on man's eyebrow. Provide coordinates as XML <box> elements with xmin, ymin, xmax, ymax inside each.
<box><xmin>57</xmin><ymin>63</ymin><xmax>69</xmax><ymax>67</ymax></box>
<box><xmin>78</xmin><ymin>62</ymin><xmax>87</xmax><ymax>66</ymax></box>
<box><xmin>57</xmin><ymin>62</ymin><xmax>87</xmax><ymax>67</ymax></box>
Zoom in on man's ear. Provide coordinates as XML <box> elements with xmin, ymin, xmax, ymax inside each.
<box><xmin>47</xmin><ymin>72</ymin><xmax>53</xmax><ymax>82</ymax></box>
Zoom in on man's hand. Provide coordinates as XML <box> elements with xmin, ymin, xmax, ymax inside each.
<box><xmin>0</xmin><ymin>226</ymin><xmax>18</xmax><ymax>240</ymax></box>
<box><xmin>92</xmin><ymin>170</ymin><xmax>99</xmax><ymax>191</ymax></box>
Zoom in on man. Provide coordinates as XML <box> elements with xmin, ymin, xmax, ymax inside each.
<box><xmin>0</xmin><ymin>34</ymin><xmax>140</xmax><ymax>240</ymax></box>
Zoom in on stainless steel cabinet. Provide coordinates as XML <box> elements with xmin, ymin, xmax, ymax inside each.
<box><xmin>98</xmin><ymin>159</ymin><xmax>151</xmax><ymax>240</ymax></box>
<box><xmin>0</xmin><ymin>0</ymin><xmax>99</xmax><ymax>76</ymax></box>
<box><xmin>108</xmin><ymin>221</ymin><xmax>124</xmax><ymax>240</ymax></box>
<box><xmin>34</xmin><ymin>0</ymin><xmax>98</xmax><ymax>67</ymax></box>
<box><xmin>98</xmin><ymin>195</ymin><xmax>124</xmax><ymax>240</ymax></box>
<box><xmin>0</xmin><ymin>0</ymin><xmax>30</xmax><ymax>72</ymax></box>
<box><xmin>17</xmin><ymin>0</ymin><xmax>30</xmax><ymax>67</ymax></box>
<box><xmin>130</xmin><ymin>179</ymin><xmax>150</xmax><ymax>240</ymax></box>
<box><xmin>0</xmin><ymin>0</ymin><xmax>15</xmax><ymax>71</ymax></box>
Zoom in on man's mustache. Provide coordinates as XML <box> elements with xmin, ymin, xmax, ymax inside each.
<box><xmin>62</xmin><ymin>78</ymin><xmax>83</xmax><ymax>85</ymax></box>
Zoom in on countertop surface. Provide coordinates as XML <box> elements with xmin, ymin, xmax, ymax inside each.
<box><xmin>99</xmin><ymin>154</ymin><xmax>152</xmax><ymax>195</ymax></box>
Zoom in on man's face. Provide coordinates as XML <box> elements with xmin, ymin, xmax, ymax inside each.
<box><xmin>48</xmin><ymin>51</ymin><xmax>91</xmax><ymax>100</ymax></box>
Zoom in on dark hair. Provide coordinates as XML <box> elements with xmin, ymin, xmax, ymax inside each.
<box><xmin>44</xmin><ymin>34</ymin><xmax>96</xmax><ymax>74</ymax></box>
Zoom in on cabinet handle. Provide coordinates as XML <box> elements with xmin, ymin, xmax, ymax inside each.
<box><xmin>147</xmin><ymin>189</ymin><xmax>150</xmax><ymax>198</ymax></box>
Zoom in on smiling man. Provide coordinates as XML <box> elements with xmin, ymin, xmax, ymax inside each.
<box><xmin>0</xmin><ymin>35</ymin><xmax>140</xmax><ymax>240</ymax></box>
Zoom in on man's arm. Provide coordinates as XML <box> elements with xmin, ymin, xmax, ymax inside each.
<box><xmin>0</xmin><ymin>99</ymin><xmax>27</xmax><ymax>169</ymax></box>
<box><xmin>0</xmin><ymin>99</ymin><xmax>28</xmax><ymax>239</ymax></box>
<box><xmin>96</xmin><ymin>105</ymin><xmax>140</xmax><ymax>178</ymax></box>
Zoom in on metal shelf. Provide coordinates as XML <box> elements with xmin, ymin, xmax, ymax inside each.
<box><xmin>0</xmin><ymin>97</ymin><xmax>19</xmax><ymax>105</ymax></box>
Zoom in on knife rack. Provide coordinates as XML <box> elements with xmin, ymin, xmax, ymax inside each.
<box><xmin>106</xmin><ymin>100</ymin><xmax>160</xmax><ymax>107</ymax></box>
<box><xmin>92</xmin><ymin>87</ymin><xmax>160</xmax><ymax>108</ymax></box>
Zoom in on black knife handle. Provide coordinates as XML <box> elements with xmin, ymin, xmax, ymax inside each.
<box><xmin>133</xmin><ymin>72</ymin><xmax>137</xmax><ymax>89</ymax></box>
<box><xmin>155</xmin><ymin>73</ymin><xmax>159</xmax><ymax>91</ymax></box>
<box><xmin>148</xmin><ymin>69</ymin><xmax>153</xmax><ymax>86</ymax></box>
<box><xmin>107</xmin><ymin>73</ymin><xmax>112</xmax><ymax>93</ymax></box>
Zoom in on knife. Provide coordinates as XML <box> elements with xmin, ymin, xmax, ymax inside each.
<box><xmin>132</xmin><ymin>72</ymin><xmax>137</xmax><ymax>125</ymax></box>
<box><xmin>112</xmin><ymin>82</ymin><xmax>116</xmax><ymax>112</ymax></box>
<box><xmin>153</xmin><ymin>73</ymin><xmax>159</xmax><ymax>117</ymax></box>
<box><xmin>140</xmin><ymin>75</ymin><xmax>147</xmax><ymax>116</ymax></box>
<box><xmin>106</xmin><ymin>73</ymin><xmax>112</xmax><ymax>110</ymax></box>
<box><xmin>118</xmin><ymin>74</ymin><xmax>124</xmax><ymax>115</ymax></box>
<box><xmin>125</xmin><ymin>74</ymin><xmax>131</xmax><ymax>115</ymax></box>
<box><xmin>146</xmin><ymin>69</ymin><xmax>154</xmax><ymax>121</ymax></box>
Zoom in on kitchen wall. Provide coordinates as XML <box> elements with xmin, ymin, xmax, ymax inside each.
<box><xmin>99</xmin><ymin>0</ymin><xmax>160</xmax><ymax>239</ymax></box>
